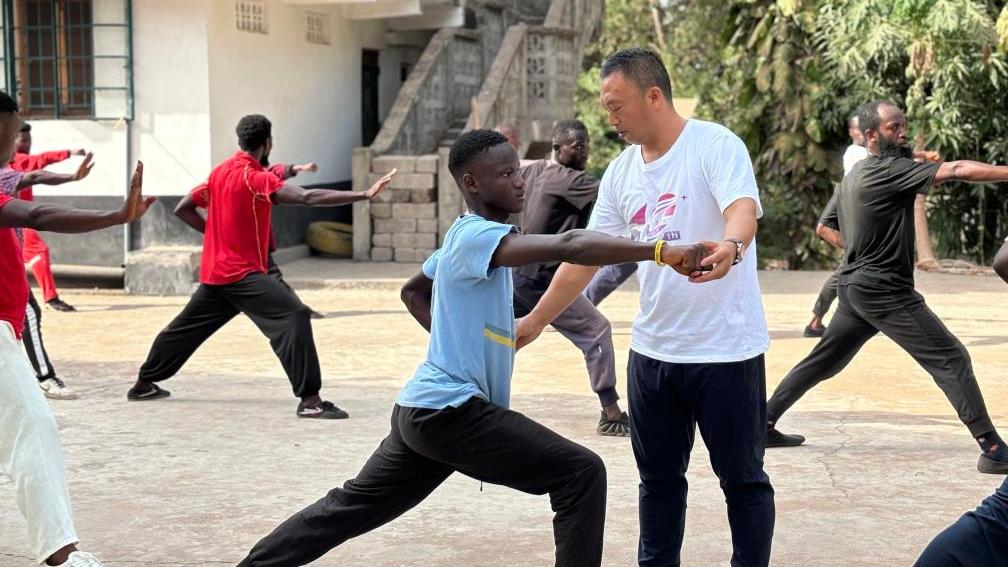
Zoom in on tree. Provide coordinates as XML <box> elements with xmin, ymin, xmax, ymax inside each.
<box><xmin>575</xmin><ymin>0</ymin><xmax>1008</xmax><ymax>267</ymax></box>
<box><xmin>694</xmin><ymin>0</ymin><xmax>843</xmax><ymax>267</ymax></box>
<box><xmin>816</xmin><ymin>0</ymin><xmax>1008</xmax><ymax>266</ymax></box>
<box><xmin>574</xmin><ymin>0</ymin><xmax>664</xmax><ymax>178</ymax></box>
<box><xmin>574</xmin><ymin>0</ymin><xmax>730</xmax><ymax>178</ymax></box>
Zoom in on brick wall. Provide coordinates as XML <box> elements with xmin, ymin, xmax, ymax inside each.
<box><xmin>368</xmin><ymin>154</ymin><xmax>440</xmax><ymax>262</ymax></box>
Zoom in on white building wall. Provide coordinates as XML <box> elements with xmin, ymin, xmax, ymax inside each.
<box><xmin>30</xmin><ymin>0</ymin><xmax>416</xmax><ymax>199</ymax></box>
<box><xmin>32</xmin><ymin>0</ymin><xmax>213</xmax><ymax>198</ymax></box>
<box><xmin>205</xmin><ymin>0</ymin><xmax>388</xmax><ymax>186</ymax></box>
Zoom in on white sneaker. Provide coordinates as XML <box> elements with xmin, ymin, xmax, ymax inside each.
<box><xmin>40</xmin><ymin>377</ymin><xmax>79</xmax><ymax>400</ymax></box>
<box><xmin>54</xmin><ymin>551</ymin><xmax>104</xmax><ymax>567</ymax></box>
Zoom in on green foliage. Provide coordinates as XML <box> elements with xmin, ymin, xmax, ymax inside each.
<box><xmin>574</xmin><ymin>0</ymin><xmax>662</xmax><ymax>178</ymax></box>
<box><xmin>574</xmin><ymin>0</ymin><xmax>730</xmax><ymax>178</ymax></box>
<box><xmin>816</xmin><ymin>0</ymin><xmax>1008</xmax><ymax>263</ymax></box>
<box><xmin>576</xmin><ymin>0</ymin><xmax>1008</xmax><ymax>267</ymax></box>
<box><xmin>695</xmin><ymin>0</ymin><xmax>841</xmax><ymax>268</ymax></box>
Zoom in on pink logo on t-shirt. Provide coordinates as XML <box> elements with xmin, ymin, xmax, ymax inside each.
<box><xmin>629</xmin><ymin>205</ymin><xmax>647</xmax><ymax>240</ymax></box>
<box><xmin>655</xmin><ymin>193</ymin><xmax>677</xmax><ymax>218</ymax></box>
<box><xmin>645</xmin><ymin>193</ymin><xmax>682</xmax><ymax>241</ymax></box>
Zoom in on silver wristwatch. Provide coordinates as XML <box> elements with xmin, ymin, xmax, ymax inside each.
<box><xmin>726</xmin><ymin>238</ymin><xmax>744</xmax><ymax>265</ymax></box>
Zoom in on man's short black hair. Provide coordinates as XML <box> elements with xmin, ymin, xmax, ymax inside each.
<box><xmin>857</xmin><ymin>100</ymin><xmax>898</xmax><ymax>135</ymax></box>
<box><xmin>0</xmin><ymin>91</ymin><xmax>18</xmax><ymax>114</ymax></box>
<box><xmin>552</xmin><ymin>119</ymin><xmax>588</xmax><ymax>144</ymax></box>
<box><xmin>600</xmin><ymin>48</ymin><xmax>673</xmax><ymax>100</ymax></box>
<box><xmin>236</xmin><ymin>114</ymin><xmax>272</xmax><ymax>152</ymax></box>
<box><xmin>448</xmin><ymin>129</ymin><xmax>509</xmax><ymax>178</ymax></box>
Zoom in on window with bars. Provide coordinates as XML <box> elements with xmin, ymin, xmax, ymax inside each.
<box><xmin>0</xmin><ymin>0</ymin><xmax>133</xmax><ymax>120</ymax></box>
<box><xmin>235</xmin><ymin>1</ymin><xmax>266</xmax><ymax>34</ymax></box>
<box><xmin>305</xmin><ymin>11</ymin><xmax>328</xmax><ymax>45</ymax></box>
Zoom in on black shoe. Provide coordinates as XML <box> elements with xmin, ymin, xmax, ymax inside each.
<box><xmin>297</xmin><ymin>400</ymin><xmax>349</xmax><ymax>419</ymax></box>
<box><xmin>126</xmin><ymin>383</ymin><xmax>171</xmax><ymax>401</ymax></box>
<box><xmin>309</xmin><ymin>308</ymin><xmax>325</xmax><ymax>319</ymax></box>
<box><xmin>766</xmin><ymin>427</ymin><xmax>805</xmax><ymax>448</ymax></box>
<box><xmin>978</xmin><ymin>453</ymin><xmax>1008</xmax><ymax>474</ymax></box>
<box><xmin>597</xmin><ymin>411</ymin><xmax>630</xmax><ymax>437</ymax></box>
<box><xmin>803</xmin><ymin>325</ymin><xmax>825</xmax><ymax>338</ymax></box>
<box><xmin>46</xmin><ymin>297</ymin><xmax>76</xmax><ymax>312</ymax></box>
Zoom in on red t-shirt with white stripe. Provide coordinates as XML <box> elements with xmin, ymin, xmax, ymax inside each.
<box><xmin>199</xmin><ymin>152</ymin><xmax>283</xmax><ymax>285</ymax></box>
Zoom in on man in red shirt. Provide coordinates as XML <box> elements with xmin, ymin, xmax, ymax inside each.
<box><xmin>175</xmin><ymin>159</ymin><xmax>325</xmax><ymax>319</ymax></box>
<box><xmin>0</xmin><ymin>90</ymin><xmax>155</xmax><ymax>567</ymax></box>
<box><xmin>10</xmin><ymin>123</ymin><xmax>88</xmax><ymax>311</ymax></box>
<box><xmin>128</xmin><ymin>114</ymin><xmax>394</xmax><ymax>419</ymax></box>
<box><xmin>0</xmin><ymin>155</ymin><xmax>96</xmax><ymax>401</ymax></box>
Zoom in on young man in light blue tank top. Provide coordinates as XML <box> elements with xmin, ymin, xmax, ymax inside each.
<box><xmin>238</xmin><ymin>130</ymin><xmax>709</xmax><ymax>567</ymax></box>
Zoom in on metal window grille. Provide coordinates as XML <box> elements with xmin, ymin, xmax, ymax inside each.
<box><xmin>235</xmin><ymin>1</ymin><xmax>266</xmax><ymax>35</ymax></box>
<box><xmin>1</xmin><ymin>0</ymin><xmax>133</xmax><ymax>120</ymax></box>
<box><xmin>305</xmin><ymin>11</ymin><xmax>328</xmax><ymax>45</ymax></box>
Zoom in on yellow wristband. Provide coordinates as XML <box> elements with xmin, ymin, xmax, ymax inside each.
<box><xmin>654</xmin><ymin>240</ymin><xmax>666</xmax><ymax>266</ymax></box>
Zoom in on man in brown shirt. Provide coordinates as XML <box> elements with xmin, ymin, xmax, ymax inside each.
<box><xmin>512</xmin><ymin>119</ymin><xmax>629</xmax><ymax>436</ymax></box>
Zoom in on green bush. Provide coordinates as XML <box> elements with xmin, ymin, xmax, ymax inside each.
<box><xmin>577</xmin><ymin>0</ymin><xmax>1008</xmax><ymax>268</ymax></box>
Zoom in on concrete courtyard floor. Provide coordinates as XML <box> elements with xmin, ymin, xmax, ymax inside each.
<box><xmin>3</xmin><ymin>259</ymin><xmax>1008</xmax><ymax>566</ymax></box>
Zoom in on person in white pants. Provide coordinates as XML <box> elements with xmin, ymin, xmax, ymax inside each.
<box><xmin>0</xmin><ymin>89</ymin><xmax>154</xmax><ymax>566</ymax></box>
<box><xmin>0</xmin><ymin>319</ymin><xmax>78</xmax><ymax>561</ymax></box>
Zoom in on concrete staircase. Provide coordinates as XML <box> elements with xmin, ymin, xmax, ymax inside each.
<box><xmin>439</xmin><ymin>117</ymin><xmax>469</xmax><ymax>148</ymax></box>
<box><xmin>351</xmin><ymin>0</ymin><xmax>604</xmax><ymax>262</ymax></box>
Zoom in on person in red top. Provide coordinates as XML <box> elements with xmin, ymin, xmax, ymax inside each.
<box><xmin>0</xmin><ymin>89</ymin><xmax>155</xmax><ymax>567</ymax></box>
<box><xmin>175</xmin><ymin>159</ymin><xmax>325</xmax><ymax>318</ymax></box>
<box><xmin>128</xmin><ymin>114</ymin><xmax>394</xmax><ymax>419</ymax></box>
<box><xmin>0</xmin><ymin>154</ymin><xmax>96</xmax><ymax>401</ymax></box>
<box><xmin>10</xmin><ymin>122</ymin><xmax>89</xmax><ymax>311</ymax></box>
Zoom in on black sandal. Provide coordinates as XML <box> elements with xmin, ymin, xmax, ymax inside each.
<box><xmin>597</xmin><ymin>411</ymin><xmax>631</xmax><ymax>437</ymax></box>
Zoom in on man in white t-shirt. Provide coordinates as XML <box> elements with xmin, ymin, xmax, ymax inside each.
<box><xmin>843</xmin><ymin>114</ymin><xmax>869</xmax><ymax>176</ymax></box>
<box><xmin>515</xmin><ymin>48</ymin><xmax>774</xmax><ymax>567</ymax></box>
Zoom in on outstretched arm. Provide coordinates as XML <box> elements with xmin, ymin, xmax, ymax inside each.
<box><xmin>174</xmin><ymin>192</ymin><xmax>205</xmax><ymax>233</ymax></box>
<box><xmin>16</xmin><ymin>152</ymin><xmax>94</xmax><ymax>189</ymax></box>
<box><xmin>272</xmin><ymin>169</ymin><xmax>395</xmax><ymax>206</ymax></box>
<box><xmin>505</xmin><ymin>232</ymin><xmax>707</xmax><ymax>350</ymax></box>
<box><xmin>28</xmin><ymin>149</ymin><xmax>81</xmax><ymax>168</ymax></box>
<box><xmin>491</xmin><ymin>229</ymin><xmax>703</xmax><ymax>270</ymax></box>
<box><xmin>933</xmin><ymin>161</ymin><xmax>1008</xmax><ymax>186</ymax></box>
<box><xmin>401</xmin><ymin>271</ymin><xmax>434</xmax><ymax>332</ymax></box>
<box><xmin>0</xmin><ymin>161</ymin><xmax>152</xmax><ymax>232</ymax></box>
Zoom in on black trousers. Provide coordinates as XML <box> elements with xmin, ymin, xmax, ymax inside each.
<box><xmin>915</xmin><ymin>477</ymin><xmax>1008</xmax><ymax>567</ymax></box>
<box><xmin>265</xmin><ymin>254</ymin><xmax>291</xmax><ymax>292</ymax></box>
<box><xmin>811</xmin><ymin>268</ymin><xmax>839</xmax><ymax>317</ymax></box>
<box><xmin>629</xmin><ymin>352</ymin><xmax>774</xmax><ymax>567</ymax></box>
<box><xmin>584</xmin><ymin>262</ymin><xmax>638</xmax><ymax>306</ymax></box>
<box><xmin>137</xmin><ymin>271</ymin><xmax>321</xmax><ymax>398</ymax></box>
<box><xmin>768</xmin><ymin>284</ymin><xmax>994</xmax><ymax>437</ymax></box>
<box><xmin>238</xmin><ymin>397</ymin><xmax>607</xmax><ymax>567</ymax></box>
<box><xmin>22</xmin><ymin>290</ymin><xmax>55</xmax><ymax>382</ymax></box>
